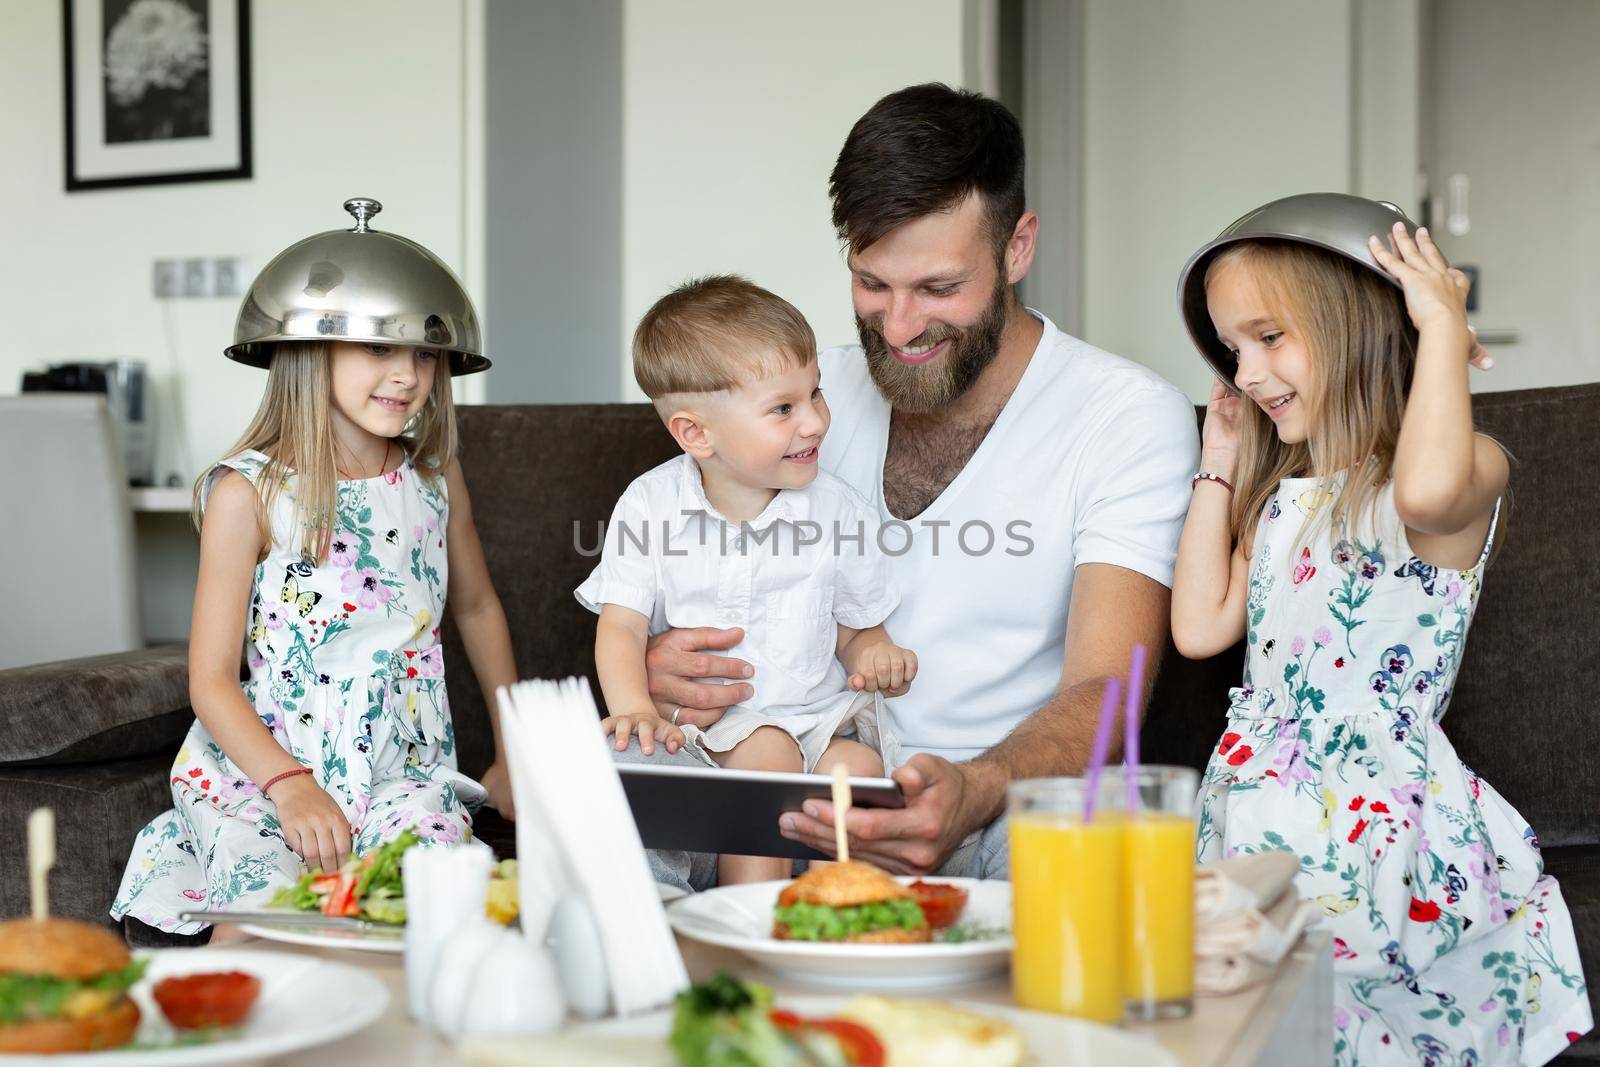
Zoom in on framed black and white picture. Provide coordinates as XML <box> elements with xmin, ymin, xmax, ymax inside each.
<box><xmin>63</xmin><ymin>0</ymin><xmax>252</xmax><ymax>191</ymax></box>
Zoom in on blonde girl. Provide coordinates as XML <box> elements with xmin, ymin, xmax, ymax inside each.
<box><xmin>1172</xmin><ymin>194</ymin><xmax>1589</xmax><ymax>1065</ymax></box>
<box><xmin>113</xmin><ymin>199</ymin><xmax>517</xmax><ymax>937</ymax></box>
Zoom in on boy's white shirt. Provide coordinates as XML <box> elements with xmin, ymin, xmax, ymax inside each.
<box><xmin>816</xmin><ymin>311</ymin><xmax>1200</xmax><ymax>765</ymax></box>
<box><xmin>576</xmin><ymin>453</ymin><xmax>899</xmax><ymax>713</ymax></box>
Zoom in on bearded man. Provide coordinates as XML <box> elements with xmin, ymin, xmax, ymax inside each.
<box><xmin>635</xmin><ymin>83</ymin><xmax>1199</xmax><ymax>883</ymax></box>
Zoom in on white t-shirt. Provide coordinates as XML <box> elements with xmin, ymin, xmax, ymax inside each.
<box><xmin>575</xmin><ymin>453</ymin><xmax>899</xmax><ymax>712</ymax></box>
<box><xmin>818</xmin><ymin>311</ymin><xmax>1199</xmax><ymax>764</ymax></box>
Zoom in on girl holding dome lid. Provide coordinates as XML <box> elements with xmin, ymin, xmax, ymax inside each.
<box><xmin>113</xmin><ymin>199</ymin><xmax>518</xmax><ymax>937</ymax></box>
<box><xmin>1172</xmin><ymin>193</ymin><xmax>1589</xmax><ymax>1063</ymax></box>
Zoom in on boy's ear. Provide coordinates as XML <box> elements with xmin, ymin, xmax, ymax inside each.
<box><xmin>666</xmin><ymin>408</ymin><xmax>714</xmax><ymax>459</ymax></box>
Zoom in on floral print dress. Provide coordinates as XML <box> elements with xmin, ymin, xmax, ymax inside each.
<box><xmin>113</xmin><ymin>449</ymin><xmax>485</xmax><ymax>934</ymax></box>
<box><xmin>1197</xmin><ymin>475</ymin><xmax>1590</xmax><ymax>1066</ymax></box>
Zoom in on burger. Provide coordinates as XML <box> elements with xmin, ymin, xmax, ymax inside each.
<box><xmin>772</xmin><ymin>861</ymin><xmax>931</xmax><ymax>944</ymax></box>
<box><xmin>0</xmin><ymin>917</ymin><xmax>145</xmax><ymax>1053</ymax></box>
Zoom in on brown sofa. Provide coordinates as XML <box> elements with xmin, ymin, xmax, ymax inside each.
<box><xmin>3</xmin><ymin>384</ymin><xmax>1596</xmax><ymax>1057</ymax></box>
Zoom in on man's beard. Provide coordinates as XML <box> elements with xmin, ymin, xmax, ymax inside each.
<box><xmin>857</xmin><ymin>273</ymin><xmax>1011</xmax><ymax>414</ymax></box>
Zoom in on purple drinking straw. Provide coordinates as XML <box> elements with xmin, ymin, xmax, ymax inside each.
<box><xmin>1125</xmin><ymin>643</ymin><xmax>1148</xmax><ymax>815</ymax></box>
<box><xmin>1081</xmin><ymin>677</ymin><xmax>1122</xmax><ymax>824</ymax></box>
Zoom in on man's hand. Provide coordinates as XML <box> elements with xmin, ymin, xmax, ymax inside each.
<box><xmin>480</xmin><ymin>759</ymin><xmax>514</xmax><ymax>820</ymax></box>
<box><xmin>777</xmin><ymin>754</ymin><xmax>998</xmax><ymax>875</ymax></box>
<box><xmin>644</xmin><ymin>626</ymin><xmax>755</xmax><ymax>730</ymax></box>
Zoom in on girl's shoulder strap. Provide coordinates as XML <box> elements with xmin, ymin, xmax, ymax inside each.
<box><xmin>199</xmin><ymin>449</ymin><xmax>274</xmax><ymax>515</ymax></box>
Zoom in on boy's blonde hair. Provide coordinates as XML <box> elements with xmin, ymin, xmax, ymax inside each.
<box><xmin>633</xmin><ymin>275</ymin><xmax>816</xmax><ymax>398</ymax></box>
<box><xmin>193</xmin><ymin>341</ymin><xmax>457</xmax><ymax>562</ymax></box>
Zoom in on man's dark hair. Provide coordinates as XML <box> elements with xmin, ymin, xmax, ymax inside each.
<box><xmin>829</xmin><ymin>83</ymin><xmax>1025</xmax><ymax>260</ymax></box>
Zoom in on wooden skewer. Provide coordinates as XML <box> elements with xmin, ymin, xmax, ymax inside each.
<box><xmin>830</xmin><ymin>764</ymin><xmax>852</xmax><ymax>864</ymax></box>
<box><xmin>28</xmin><ymin>807</ymin><xmax>55</xmax><ymax>921</ymax></box>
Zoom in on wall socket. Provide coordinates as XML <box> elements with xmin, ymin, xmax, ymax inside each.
<box><xmin>154</xmin><ymin>256</ymin><xmax>247</xmax><ymax>299</ymax></box>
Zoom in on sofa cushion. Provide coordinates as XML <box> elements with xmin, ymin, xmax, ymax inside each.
<box><xmin>0</xmin><ymin>645</ymin><xmax>191</xmax><ymax>766</ymax></box>
<box><xmin>1541</xmin><ymin>844</ymin><xmax>1600</xmax><ymax>1060</ymax></box>
<box><xmin>446</xmin><ymin>405</ymin><xmax>679</xmax><ymax>777</ymax></box>
<box><xmin>0</xmin><ymin>753</ymin><xmax>177</xmax><ymax>927</ymax></box>
<box><xmin>1443</xmin><ymin>385</ymin><xmax>1600</xmax><ymax>848</ymax></box>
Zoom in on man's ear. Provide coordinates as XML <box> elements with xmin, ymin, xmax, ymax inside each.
<box><xmin>1005</xmin><ymin>210</ymin><xmax>1039</xmax><ymax>286</ymax></box>
<box><xmin>666</xmin><ymin>408</ymin><xmax>714</xmax><ymax>459</ymax></box>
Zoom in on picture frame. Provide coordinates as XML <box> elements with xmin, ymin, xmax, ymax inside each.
<box><xmin>63</xmin><ymin>0</ymin><xmax>252</xmax><ymax>192</ymax></box>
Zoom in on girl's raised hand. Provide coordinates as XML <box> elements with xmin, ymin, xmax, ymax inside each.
<box><xmin>1201</xmin><ymin>379</ymin><xmax>1243</xmax><ymax>468</ymax></box>
<box><xmin>1368</xmin><ymin>223</ymin><xmax>1474</xmax><ymax>344</ymax></box>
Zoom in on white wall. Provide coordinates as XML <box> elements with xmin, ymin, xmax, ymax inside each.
<box><xmin>1079</xmin><ymin>0</ymin><xmax>1360</xmax><ymax>402</ymax></box>
<box><xmin>1425</xmin><ymin>0</ymin><xmax>1600</xmax><ymax>392</ymax></box>
<box><xmin>619</xmin><ymin>0</ymin><xmax>968</xmax><ymax>401</ymax></box>
<box><xmin>0</xmin><ymin>0</ymin><xmax>485</xmax><ymax>487</ymax></box>
<box><xmin>1072</xmin><ymin>0</ymin><xmax>1434</xmax><ymax>403</ymax></box>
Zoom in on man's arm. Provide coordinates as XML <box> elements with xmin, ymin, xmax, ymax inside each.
<box><xmin>958</xmin><ymin>563</ymin><xmax>1170</xmax><ymax>826</ymax></box>
<box><xmin>780</xmin><ymin>562</ymin><xmax>1170</xmax><ymax>873</ymax></box>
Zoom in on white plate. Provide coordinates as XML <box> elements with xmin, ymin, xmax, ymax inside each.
<box><xmin>473</xmin><ymin>994</ymin><xmax>1179</xmax><ymax>1067</ymax></box>
<box><xmin>241</xmin><ymin>882</ymin><xmax>685</xmax><ymax>953</ymax></box>
<box><xmin>236</xmin><ymin>917</ymin><xmax>406</xmax><ymax>954</ymax></box>
<box><xmin>7</xmin><ymin>948</ymin><xmax>389</xmax><ymax>1066</ymax></box>
<box><xmin>665</xmin><ymin>877</ymin><xmax>1012</xmax><ymax>989</ymax></box>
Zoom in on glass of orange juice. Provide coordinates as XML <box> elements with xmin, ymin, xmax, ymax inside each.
<box><xmin>1123</xmin><ymin>765</ymin><xmax>1199</xmax><ymax>1020</ymax></box>
<box><xmin>1008</xmin><ymin>777</ymin><xmax>1126</xmax><ymax>1023</ymax></box>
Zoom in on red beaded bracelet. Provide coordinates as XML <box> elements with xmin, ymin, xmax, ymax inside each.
<box><xmin>261</xmin><ymin>767</ymin><xmax>312</xmax><ymax>795</ymax></box>
<box><xmin>1192</xmin><ymin>471</ymin><xmax>1235</xmax><ymax>493</ymax></box>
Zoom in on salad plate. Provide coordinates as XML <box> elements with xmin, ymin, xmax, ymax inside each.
<box><xmin>465</xmin><ymin>988</ymin><xmax>1179</xmax><ymax>1067</ymax></box>
<box><xmin>17</xmin><ymin>948</ymin><xmax>389</xmax><ymax>1066</ymax></box>
<box><xmin>666</xmin><ymin>877</ymin><xmax>1012</xmax><ymax>989</ymax></box>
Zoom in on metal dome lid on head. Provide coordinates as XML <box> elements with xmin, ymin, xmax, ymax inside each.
<box><xmin>226</xmin><ymin>198</ymin><xmax>489</xmax><ymax>376</ymax></box>
<box><xmin>1177</xmin><ymin>192</ymin><xmax>1416</xmax><ymax>390</ymax></box>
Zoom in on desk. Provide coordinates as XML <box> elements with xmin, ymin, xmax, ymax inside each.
<box><xmin>215</xmin><ymin>927</ymin><xmax>1333</xmax><ymax>1067</ymax></box>
<box><xmin>131</xmin><ymin>486</ymin><xmax>192</xmax><ymax>512</ymax></box>
<box><xmin>131</xmin><ymin>490</ymin><xmax>198</xmax><ymax>642</ymax></box>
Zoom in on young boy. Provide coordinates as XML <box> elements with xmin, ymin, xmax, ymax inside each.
<box><xmin>576</xmin><ymin>275</ymin><xmax>916</xmax><ymax>884</ymax></box>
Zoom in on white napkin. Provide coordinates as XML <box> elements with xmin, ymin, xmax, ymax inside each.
<box><xmin>1194</xmin><ymin>852</ymin><xmax>1316</xmax><ymax>996</ymax></box>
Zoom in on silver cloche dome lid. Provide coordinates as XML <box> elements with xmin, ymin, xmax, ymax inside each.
<box><xmin>227</xmin><ymin>198</ymin><xmax>488</xmax><ymax>375</ymax></box>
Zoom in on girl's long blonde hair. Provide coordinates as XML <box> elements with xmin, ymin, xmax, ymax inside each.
<box><xmin>193</xmin><ymin>341</ymin><xmax>458</xmax><ymax>561</ymax></box>
<box><xmin>1209</xmin><ymin>241</ymin><xmax>1417</xmax><ymax>556</ymax></box>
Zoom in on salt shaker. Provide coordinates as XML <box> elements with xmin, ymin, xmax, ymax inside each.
<box><xmin>402</xmin><ymin>840</ymin><xmax>494</xmax><ymax>1021</ymax></box>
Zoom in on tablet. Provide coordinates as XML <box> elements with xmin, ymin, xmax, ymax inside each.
<box><xmin>618</xmin><ymin>762</ymin><xmax>905</xmax><ymax>860</ymax></box>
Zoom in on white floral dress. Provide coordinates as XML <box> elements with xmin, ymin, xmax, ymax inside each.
<box><xmin>1197</xmin><ymin>476</ymin><xmax>1590</xmax><ymax>1066</ymax></box>
<box><xmin>112</xmin><ymin>450</ymin><xmax>485</xmax><ymax>934</ymax></box>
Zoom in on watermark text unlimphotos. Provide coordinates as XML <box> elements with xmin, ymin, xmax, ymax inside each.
<box><xmin>573</xmin><ymin>514</ymin><xmax>1035</xmax><ymax>559</ymax></box>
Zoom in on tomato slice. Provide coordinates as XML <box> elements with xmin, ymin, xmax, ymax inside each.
<box><xmin>767</xmin><ymin>1010</ymin><xmax>884</xmax><ymax>1067</ymax></box>
<box><xmin>323</xmin><ymin>871</ymin><xmax>360</xmax><ymax>917</ymax></box>
<box><xmin>308</xmin><ymin>873</ymin><xmax>341</xmax><ymax>893</ymax></box>
<box><xmin>812</xmin><ymin>1019</ymin><xmax>886</xmax><ymax>1067</ymax></box>
<box><xmin>906</xmin><ymin>879</ymin><xmax>969</xmax><ymax>929</ymax></box>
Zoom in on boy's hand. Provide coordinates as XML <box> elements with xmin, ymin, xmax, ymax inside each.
<box><xmin>268</xmin><ymin>774</ymin><xmax>353</xmax><ymax>874</ymax></box>
<box><xmin>601</xmin><ymin>712</ymin><xmax>685</xmax><ymax>756</ymax></box>
<box><xmin>847</xmin><ymin>642</ymin><xmax>918</xmax><ymax>697</ymax></box>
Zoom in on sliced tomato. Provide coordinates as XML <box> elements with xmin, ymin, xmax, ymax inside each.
<box><xmin>906</xmin><ymin>879</ymin><xmax>969</xmax><ymax>929</ymax></box>
<box><xmin>812</xmin><ymin>1019</ymin><xmax>885</xmax><ymax>1067</ymax></box>
<box><xmin>322</xmin><ymin>871</ymin><xmax>360</xmax><ymax>917</ymax></box>
<box><xmin>767</xmin><ymin>1010</ymin><xmax>884</xmax><ymax>1066</ymax></box>
<box><xmin>308</xmin><ymin>873</ymin><xmax>342</xmax><ymax>894</ymax></box>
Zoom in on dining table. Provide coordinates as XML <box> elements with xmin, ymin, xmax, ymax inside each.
<box><xmin>206</xmin><ymin>922</ymin><xmax>1334</xmax><ymax>1067</ymax></box>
